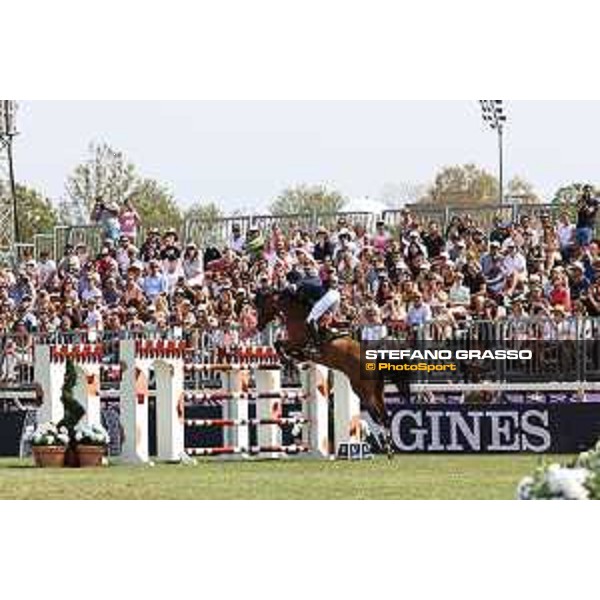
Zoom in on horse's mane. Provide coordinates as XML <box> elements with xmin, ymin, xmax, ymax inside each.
<box><xmin>277</xmin><ymin>286</ymin><xmax>311</xmax><ymax>319</ymax></box>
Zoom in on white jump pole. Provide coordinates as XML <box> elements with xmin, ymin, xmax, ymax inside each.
<box><xmin>119</xmin><ymin>339</ymin><xmax>150</xmax><ymax>464</ymax></box>
<box><xmin>34</xmin><ymin>344</ymin><xmax>65</xmax><ymax>424</ymax></box>
<box><xmin>254</xmin><ymin>365</ymin><xmax>282</xmax><ymax>458</ymax></box>
<box><xmin>221</xmin><ymin>367</ymin><xmax>249</xmax><ymax>457</ymax></box>
<box><xmin>332</xmin><ymin>370</ymin><xmax>361</xmax><ymax>450</ymax></box>
<box><xmin>300</xmin><ymin>363</ymin><xmax>330</xmax><ymax>458</ymax></box>
<box><xmin>154</xmin><ymin>357</ymin><xmax>185</xmax><ymax>462</ymax></box>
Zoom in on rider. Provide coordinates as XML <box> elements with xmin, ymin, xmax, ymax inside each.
<box><xmin>304</xmin><ymin>271</ymin><xmax>341</xmax><ymax>346</ymax></box>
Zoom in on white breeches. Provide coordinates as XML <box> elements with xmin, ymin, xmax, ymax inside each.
<box><xmin>307</xmin><ymin>289</ymin><xmax>341</xmax><ymax>323</ymax></box>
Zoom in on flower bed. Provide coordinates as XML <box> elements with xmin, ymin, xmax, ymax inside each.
<box><xmin>517</xmin><ymin>441</ymin><xmax>600</xmax><ymax>500</ymax></box>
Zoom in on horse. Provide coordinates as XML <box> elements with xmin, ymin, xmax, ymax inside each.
<box><xmin>255</xmin><ymin>287</ymin><xmax>412</xmax><ymax>458</ymax></box>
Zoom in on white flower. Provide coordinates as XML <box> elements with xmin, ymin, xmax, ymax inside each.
<box><xmin>517</xmin><ymin>476</ymin><xmax>534</xmax><ymax>500</ymax></box>
<box><xmin>545</xmin><ymin>465</ymin><xmax>589</xmax><ymax>500</ymax></box>
<box><xmin>545</xmin><ymin>464</ymin><xmax>563</xmax><ymax>495</ymax></box>
<box><xmin>555</xmin><ymin>468</ymin><xmax>590</xmax><ymax>500</ymax></box>
<box><xmin>46</xmin><ymin>435</ymin><xmax>55</xmax><ymax>445</ymax></box>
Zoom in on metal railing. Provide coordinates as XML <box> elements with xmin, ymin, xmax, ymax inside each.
<box><xmin>10</xmin><ymin>201</ymin><xmax>592</xmax><ymax>263</ymax></box>
<box><xmin>414</xmin><ymin>316</ymin><xmax>600</xmax><ymax>385</ymax></box>
<box><xmin>182</xmin><ymin>211</ymin><xmax>375</xmax><ymax>248</ymax></box>
<box><xmin>2</xmin><ymin>319</ymin><xmax>600</xmax><ymax>388</ymax></box>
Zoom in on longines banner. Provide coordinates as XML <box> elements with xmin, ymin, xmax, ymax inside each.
<box><xmin>0</xmin><ymin>412</ymin><xmax>26</xmax><ymax>456</ymax></box>
<box><xmin>387</xmin><ymin>404</ymin><xmax>600</xmax><ymax>453</ymax></box>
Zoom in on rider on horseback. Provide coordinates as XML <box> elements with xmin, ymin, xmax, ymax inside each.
<box><xmin>302</xmin><ymin>270</ymin><xmax>341</xmax><ymax>348</ymax></box>
<box><xmin>280</xmin><ymin>266</ymin><xmax>341</xmax><ymax>353</ymax></box>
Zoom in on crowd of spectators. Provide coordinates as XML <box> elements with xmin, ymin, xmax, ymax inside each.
<box><xmin>1</xmin><ymin>186</ymin><xmax>600</xmax><ymax>362</ymax></box>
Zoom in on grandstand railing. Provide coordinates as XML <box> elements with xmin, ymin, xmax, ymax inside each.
<box><xmin>13</xmin><ymin>201</ymin><xmax>591</xmax><ymax>262</ymax></box>
<box><xmin>2</xmin><ymin>318</ymin><xmax>600</xmax><ymax>388</ymax></box>
<box><xmin>183</xmin><ymin>211</ymin><xmax>375</xmax><ymax>248</ymax></box>
<box><xmin>413</xmin><ymin>316</ymin><xmax>600</xmax><ymax>385</ymax></box>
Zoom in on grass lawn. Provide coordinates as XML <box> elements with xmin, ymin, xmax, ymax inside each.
<box><xmin>0</xmin><ymin>454</ymin><xmax>570</xmax><ymax>499</ymax></box>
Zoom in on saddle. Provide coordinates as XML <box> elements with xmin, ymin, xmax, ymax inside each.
<box><xmin>320</xmin><ymin>314</ymin><xmax>352</xmax><ymax>338</ymax></box>
<box><xmin>306</xmin><ymin>317</ymin><xmax>351</xmax><ymax>358</ymax></box>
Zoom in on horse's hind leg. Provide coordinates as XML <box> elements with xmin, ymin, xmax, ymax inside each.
<box><xmin>361</xmin><ymin>379</ymin><xmax>394</xmax><ymax>460</ymax></box>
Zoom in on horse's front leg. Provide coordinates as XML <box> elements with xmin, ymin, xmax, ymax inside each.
<box><xmin>274</xmin><ymin>339</ymin><xmax>294</xmax><ymax>364</ymax></box>
<box><xmin>274</xmin><ymin>339</ymin><xmax>307</xmax><ymax>364</ymax></box>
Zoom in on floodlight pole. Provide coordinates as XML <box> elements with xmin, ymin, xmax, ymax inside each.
<box><xmin>479</xmin><ymin>100</ymin><xmax>507</xmax><ymax>204</ymax></box>
<box><xmin>498</xmin><ymin>124</ymin><xmax>504</xmax><ymax>205</ymax></box>
<box><xmin>1</xmin><ymin>101</ymin><xmax>19</xmax><ymax>250</ymax></box>
<box><xmin>6</xmin><ymin>128</ymin><xmax>19</xmax><ymax>244</ymax></box>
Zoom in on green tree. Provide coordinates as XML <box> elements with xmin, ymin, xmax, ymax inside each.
<box><xmin>378</xmin><ymin>181</ymin><xmax>428</xmax><ymax>208</ymax></box>
<box><xmin>14</xmin><ymin>183</ymin><xmax>58</xmax><ymax>242</ymax></box>
<box><xmin>552</xmin><ymin>182</ymin><xmax>598</xmax><ymax>205</ymax></box>
<box><xmin>64</xmin><ymin>141</ymin><xmax>137</xmax><ymax>221</ymax></box>
<box><xmin>269</xmin><ymin>184</ymin><xmax>347</xmax><ymax>216</ymax></box>
<box><xmin>184</xmin><ymin>201</ymin><xmax>224</xmax><ymax>222</ymax></box>
<box><xmin>128</xmin><ymin>178</ymin><xmax>182</xmax><ymax>231</ymax></box>
<box><xmin>419</xmin><ymin>164</ymin><xmax>499</xmax><ymax>206</ymax></box>
<box><xmin>506</xmin><ymin>176</ymin><xmax>542</xmax><ymax>204</ymax></box>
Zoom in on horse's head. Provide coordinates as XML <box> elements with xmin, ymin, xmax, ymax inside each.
<box><xmin>255</xmin><ymin>288</ymin><xmax>281</xmax><ymax>332</ymax></box>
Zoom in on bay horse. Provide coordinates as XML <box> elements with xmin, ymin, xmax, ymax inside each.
<box><xmin>255</xmin><ymin>288</ymin><xmax>412</xmax><ymax>457</ymax></box>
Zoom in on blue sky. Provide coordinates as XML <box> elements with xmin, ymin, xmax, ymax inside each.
<box><xmin>11</xmin><ymin>101</ymin><xmax>600</xmax><ymax>212</ymax></box>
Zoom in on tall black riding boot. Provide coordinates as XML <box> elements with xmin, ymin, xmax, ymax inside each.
<box><xmin>307</xmin><ymin>320</ymin><xmax>321</xmax><ymax>347</ymax></box>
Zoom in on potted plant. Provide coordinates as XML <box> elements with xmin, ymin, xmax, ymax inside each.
<box><xmin>57</xmin><ymin>358</ymin><xmax>86</xmax><ymax>467</ymax></box>
<box><xmin>74</xmin><ymin>423</ymin><xmax>109</xmax><ymax>467</ymax></box>
<box><xmin>29</xmin><ymin>422</ymin><xmax>70</xmax><ymax>468</ymax></box>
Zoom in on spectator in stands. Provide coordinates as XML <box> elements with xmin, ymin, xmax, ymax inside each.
<box><xmin>142</xmin><ymin>260</ymin><xmax>168</xmax><ymax>302</ymax></box>
<box><xmin>422</xmin><ymin>221</ymin><xmax>445</xmax><ymax>259</ymax></box>
<box><xmin>548</xmin><ymin>272</ymin><xmax>572</xmax><ymax>312</ymax></box>
<box><xmin>92</xmin><ymin>197</ymin><xmax>121</xmax><ymax>242</ymax></box>
<box><xmin>6</xmin><ymin>196</ymin><xmax>600</xmax><ymax>378</ymax></box>
<box><xmin>576</xmin><ymin>185</ymin><xmax>599</xmax><ymax>247</ymax></box>
<box><xmin>229</xmin><ymin>223</ymin><xmax>245</xmax><ymax>254</ymax></box>
<box><xmin>557</xmin><ymin>211</ymin><xmax>575</xmax><ymax>259</ymax></box>
<box><xmin>503</xmin><ymin>241</ymin><xmax>527</xmax><ymax>294</ymax></box>
<box><xmin>313</xmin><ymin>226</ymin><xmax>334</xmax><ymax>261</ymax></box>
<box><xmin>119</xmin><ymin>198</ymin><xmax>141</xmax><ymax>242</ymax></box>
<box><xmin>182</xmin><ymin>243</ymin><xmax>203</xmax><ymax>285</ymax></box>
<box><xmin>569</xmin><ymin>262</ymin><xmax>590</xmax><ymax>300</ymax></box>
<box><xmin>372</xmin><ymin>220</ymin><xmax>391</xmax><ymax>254</ymax></box>
<box><xmin>406</xmin><ymin>291</ymin><xmax>431</xmax><ymax>327</ymax></box>
<box><xmin>359</xmin><ymin>303</ymin><xmax>388</xmax><ymax>341</ymax></box>
<box><xmin>140</xmin><ymin>228</ymin><xmax>162</xmax><ymax>261</ymax></box>
<box><xmin>448</xmin><ymin>271</ymin><xmax>470</xmax><ymax>315</ymax></box>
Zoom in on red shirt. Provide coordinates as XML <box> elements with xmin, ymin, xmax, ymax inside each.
<box><xmin>549</xmin><ymin>286</ymin><xmax>571</xmax><ymax>311</ymax></box>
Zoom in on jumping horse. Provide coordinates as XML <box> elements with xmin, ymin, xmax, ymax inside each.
<box><xmin>255</xmin><ymin>288</ymin><xmax>412</xmax><ymax>458</ymax></box>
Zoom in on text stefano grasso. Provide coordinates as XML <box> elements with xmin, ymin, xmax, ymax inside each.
<box><xmin>364</xmin><ymin>349</ymin><xmax>533</xmax><ymax>361</ymax></box>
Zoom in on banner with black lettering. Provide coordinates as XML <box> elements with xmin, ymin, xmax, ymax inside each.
<box><xmin>387</xmin><ymin>404</ymin><xmax>600</xmax><ymax>453</ymax></box>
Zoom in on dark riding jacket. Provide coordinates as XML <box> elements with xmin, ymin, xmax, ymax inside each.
<box><xmin>296</xmin><ymin>275</ymin><xmax>325</xmax><ymax>306</ymax></box>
